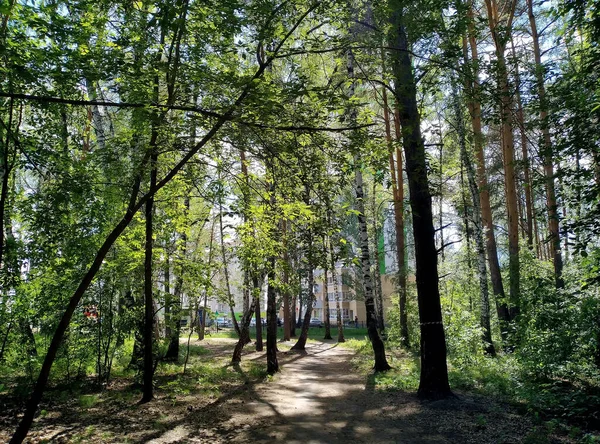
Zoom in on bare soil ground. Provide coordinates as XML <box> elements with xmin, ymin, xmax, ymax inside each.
<box><xmin>0</xmin><ymin>338</ymin><xmax>572</xmax><ymax>443</ymax></box>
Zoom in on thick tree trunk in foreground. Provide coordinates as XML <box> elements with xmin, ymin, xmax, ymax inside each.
<box><xmin>527</xmin><ymin>0</ymin><xmax>563</xmax><ymax>288</ymax></box>
<box><xmin>464</xmin><ymin>13</ymin><xmax>510</xmax><ymax>341</ymax></box>
<box><xmin>453</xmin><ymin>84</ymin><xmax>495</xmax><ymax>356</ymax></box>
<box><xmin>390</xmin><ymin>13</ymin><xmax>450</xmax><ymax>398</ymax></box>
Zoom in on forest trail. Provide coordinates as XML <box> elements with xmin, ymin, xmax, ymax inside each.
<box><xmin>150</xmin><ymin>339</ymin><xmax>537</xmax><ymax>444</ymax></box>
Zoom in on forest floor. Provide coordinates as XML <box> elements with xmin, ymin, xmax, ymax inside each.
<box><xmin>0</xmin><ymin>337</ymin><xmax>577</xmax><ymax>443</ymax></box>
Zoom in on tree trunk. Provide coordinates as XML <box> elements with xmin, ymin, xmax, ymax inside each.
<box><xmin>510</xmin><ymin>39</ymin><xmax>534</xmax><ymax>249</ymax></box>
<box><xmin>266</xmin><ymin>258</ymin><xmax>279</xmax><ymax>374</ymax></box>
<box><xmin>219</xmin><ymin>196</ymin><xmax>241</xmax><ymax>335</ymax></box>
<box><xmin>165</xmin><ymin>197</ymin><xmax>188</xmax><ymax>360</ymax></box>
<box><xmin>371</xmin><ymin>182</ymin><xmax>385</xmax><ymax>333</ymax></box>
<box><xmin>254</xmin><ymin>275</ymin><xmax>263</xmax><ymax>352</ymax></box>
<box><xmin>141</xmin><ymin>147</ymin><xmax>157</xmax><ymax>404</ymax></box>
<box><xmin>527</xmin><ymin>0</ymin><xmax>563</xmax><ymax>287</ymax></box>
<box><xmin>453</xmin><ymin>83</ymin><xmax>495</xmax><ymax>356</ymax></box>
<box><xmin>232</xmin><ymin>293</ymin><xmax>257</xmax><ymax>363</ymax></box>
<box><xmin>464</xmin><ymin>11</ymin><xmax>511</xmax><ymax>341</ymax></box>
<box><xmin>329</xmin><ymin>242</ymin><xmax>345</xmax><ymax>343</ymax></box>
<box><xmin>323</xmin><ymin>265</ymin><xmax>332</xmax><ymax>340</ymax></box>
<box><xmin>390</xmin><ymin>14</ymin><xmax>450</xmax><ymax>397</ymax></box>
<box><xmin>484</xmin><ymin>0</ymin><xmax>520</xmax><ymax>322</ymax></box>
<box><xmin>291</xmin><ymin>236</ymin><xmax>315</xmax><ymax>351</ymax></box>
<box><xmin>384</xmin><ymin>77</ymin><xmax>412</xmax><ymax>347</ymax></box>
<box><xmin>347</xmin><ymin>43</ymin><xmax>390</xmax><ymax>370</ymax></box>
<box><xmin>282</xmin><ymin>221</ymin><xmax>291</xmax><ymax>341</ymax></box>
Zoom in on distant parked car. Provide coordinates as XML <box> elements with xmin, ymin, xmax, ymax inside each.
<box><xmin>309</xmin><ymin>318</ymin><xmax>323</xmax><ymax>328</ymax></box>
<box><xmin>216</xmin><ymin>317</ymin><xmax>229</xmax><ymax>328</ymax></box>
<box><xmin>250</xmin><ymin>318</ymin><xmax>256</xmax><ymax>327</ymax></box>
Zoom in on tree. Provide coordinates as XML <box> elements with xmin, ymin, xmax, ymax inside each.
<box><xmin>389</xmin><ymin>2</ymin><xmax>451</xmax><ymax>398</ymax></box>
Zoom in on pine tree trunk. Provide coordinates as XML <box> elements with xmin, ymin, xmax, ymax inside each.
<box><xmin>390</xmin><ymin>14</ymin><xmax>450</xmax><ymax>397</ymax></box>
<box><xmin>484</xmin><ymin>0</ymin><xmax>520</xmax><ymax>322</ymax></box>
<box><xmin>510</xmin><ymin>39</ymin><xmax>534</xmax><ymax>249</ymax></box>
<box><xmin>464</xmin><ymin>14</ymin><xmax>511</xmax><ymax>341</ymax></box>
<box><xmin>390</xmin><ymin>104</ymin><xmax>410</xmax><ymax>348</ymax></box>
<box><xmin>527</xmin><ymin>0</ymin><xmax>563</xmax><ymax>287</ymax></box>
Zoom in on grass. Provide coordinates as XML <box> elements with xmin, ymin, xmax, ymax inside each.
<box><xmin>343</xmin><ymin>336</ymin><xmax>600</xmax><ymax>440</ymax></box>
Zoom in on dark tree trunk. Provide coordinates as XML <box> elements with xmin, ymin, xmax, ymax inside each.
<box><xmin>165</xmin><ymin>198</ymin><xmax>187</xmax><ymax>360</ymax></box>
<box><xmin>371</xmin><ymin>182</ymin><xmax>385</xmax><ymax>333</ymax></box>
<box><xmin>282</xmin><ymin>221</ymin><xmax>291</xmax><ymax>341</ymax></box>
<box><xmin>232</xmin><ymin>298</ymin><xmax>257</xmax><ymax>363</ymax></box>
<box><xmin>141</xmin><ymin>147</ymin><xmax>157</xmax><ymax>404</ymax></box>
<box><xmin>292</xmin><ymin>242</ymin><xmax>315</xmax><ymax>351</ymax></box>
<box><xmin>254</xmin><ymin>275</ymin><xmax>263</xmax><ymax>352</ymax></box>
<box><xmin>266</xmin><ymin>259</ymin><xmax>279</xmax><ymax>374</ymax></box>
<box><xmin>390</xmin><ymin>14</ymin><xmax>451</xmax><ymax>398</ymax></box>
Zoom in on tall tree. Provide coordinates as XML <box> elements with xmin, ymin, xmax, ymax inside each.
<box><xmin>389</xmin><ymin>2</ymin><xmax>451</xmax><ymax>397</ymax></box>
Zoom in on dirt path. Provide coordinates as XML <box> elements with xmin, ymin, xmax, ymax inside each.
<box><xmin>149</xmin><ymin>340</ymin><xmax>545</xmax><ymax>444</ymax></box>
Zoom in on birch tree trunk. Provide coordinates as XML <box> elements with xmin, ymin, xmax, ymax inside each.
<box><xmin>453</xmin><ymin>83</ymin><xmax>495</xmax><ymax>356</ymax></box>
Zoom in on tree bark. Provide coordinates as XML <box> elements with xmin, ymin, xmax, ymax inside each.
<box><xmin>347</xmin><ymin>42</ymin><xmax>390</xmax><ymax>370</ymax></box>
<box><xmin>282</xmin><ymin>221</ymin><xmax>291</xmax><ymax>341</ymax></box>
<box><xmin>464</xmin><ymin>11</ymin><xmax>511</xmax><ymax>341</ymax></box>
<box><xmin>254</xmin><ymin>275</ymin><xmax>263</xmax><ymax>352</ymax></box>
<box><xmin>266</xmin><ymin>258</ymin><xmax>279</xmax><ymax>374</ymax></box>
<box><xmin>527</xmin><ymin>0</ymin><xmax>563</xmax><ymax>287</ymax></box>
<box><xmin>329</xmin><ymin>240</ymin><xmax>345</xmax><ymax>343</ymax></box>
<box><xmin>453</xmin><ymin>83</ymin><xmax>495</xmax><ymax>356</ymax></box>
<box><xmin>141</xmin><ymin>147</ymin><xmax>157</xmax><ymax>404</ymax></box>
<box><xmin>390</xmin><ymin>12</ymin><xmax>450</xmax><ymax>397</ymax></box>
<box><xmin>291</xmin><ymin>234</ymin><xmax>315</xmax><ymax>351</ymax></box>
<box><xmin>484</xmin><ymin>0</ymin><xmax>521</xmax><ymax>321</ymax></box>
<box><xmin>510</xmin><ymin>39</ymin><xmax>534</xmax><ymax>249</ymax></box>
<box><xmin>371</xmin><ymin>182</ymin><xmax>385</xmax><ymax>333</ymax></box>
<box><xmin>323</xmin><ymin>262</ymin><xmax>333</xmax><ymax>340</ymax></box>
